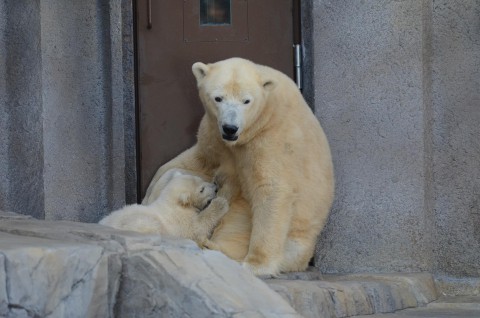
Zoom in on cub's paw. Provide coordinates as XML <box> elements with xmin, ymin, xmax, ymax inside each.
<box><xmin>202</xmin><ymin>239</ymin><xmax>221</xmax><ymax>251</ymax></box>
<box><xmin>209</xmin><ymin>197</ymin><xmax>229</xmax><ymax>214</ymax></box>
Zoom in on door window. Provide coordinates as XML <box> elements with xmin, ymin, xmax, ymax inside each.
<box><xmin>200</xmin><ymin>0</ymin><xmax>231</xmax><ymax>25</ymax></box>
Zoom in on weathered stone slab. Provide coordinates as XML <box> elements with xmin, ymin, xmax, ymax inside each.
<box><xmin>117</xmin><ymin>246</ymin><xmax>301</xmax><ymax>317</ymax></box>
<box><xmin>268</xmin><ymin>279</ymin><xmax>379</xmax><ymax>318</ymax></box>
<box><xmin>266</xmin><ymin>273</ymin><xmax>438</xmax><ymax>318</ymax></box>
<box><xmin>435</xmin><ymin>275</ymin><xmax>480</xmax><ymax>296</ymax></box>
<box><xmin>327</xmin><ymin>273</ymin><xmax>438</xmax><ymax>309</ymax></box>
<box><xmin>357</xmin><ymin>308</ymin><xmax>480</xmax><ymax>318</ymax></box>
<box><xmin>0</xmin><ymin>211</ymin><xmax>32</xmax><ymax>220</ymax></box>
<box><xmin>428</xmin><ymin>296</ymin><xmax>480</xmax><ymax>310</ymax></box>
<box><xmin>0</xmin><ymin>232</ymin><xmax>113</xmax><ymax>318</ymax></box>
<box><xmin>0</xmin><ymin>212</ymin><xmax>300</xmax><ymax>317</ymax></box>
<box><xmin>0</xmin><ymin>212</ymin><xmax>447</xmax><ymax>318</ymax></box>
<box><xmin>0</xmin><ymin>253</ymin><xmax>7</xmax><ymax>316</ymax></box>
<box><xmin>356</xmin><ymin>296</ymin><xmax>480</xmax><ymax>317</ymax></box>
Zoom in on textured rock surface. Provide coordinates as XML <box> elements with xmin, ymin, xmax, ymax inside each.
<box><xmin>118</xmin><ymin>247</ymin><xmax>300</xmax><ymax>317</ymax></box>
<box><xmin>9</xmin><ymin>211</ymin><xmax>480</xmax><ymax>318</ymax></box>
<box><xmin>435</xmin><ymin>275</ymin><xmax>480</xmax><ymax>297</ymax></box>
<box><xmin>0</xmin><ymin>232</ymin><xmax>112</xmax><ymax>318</ymax></box>
<box><xmin>0</xmin><ymin>0</ymin><xmax>136</xmax><ymax>222</ymax></box>
<box><xmin>0</xmin><ymin>212</ymin><xmax>299</xmax><ymax>318</ymax></box>
<box><xmin>310</xmin><ymin>0</ymin><xmax>480</xmax><ymax>280</ymax></box>
<box><xmin>356</xmin><ymin>296</ymin><xmax>480</xmax><ymax>317</ymax></box>
<box><xmin>1</xmin><ymin>0</ymin><xmax>479</xmax><ymax>310</ymax></box>
<box><xmin>431</xmin><ymin>0</ymin><xmax>480</xmax><ymax>278</ymax></box>
<box><xmin>312</xmin><ymin>0</ymin><xmax>434</xmax><ymax>274</ymax></box>
<box><xmin>267</xmin><ymin>273</ymin><xmax>437</xmax><ymax>318</ymax></box>
<box><xmin>0</xmin><ymin>0</ymin><xmax>8</xmax><ymax>214</ymax></box>
<box><xmin>1</xmin><ymin>1</ymin><xmax>45</xmax><ymax>219</ymax></box>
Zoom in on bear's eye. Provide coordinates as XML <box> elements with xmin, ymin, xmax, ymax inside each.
<box><xmin>214</xmin><ymin>97</ymin><xmax>223</xmax><ymax>102</ymax></box>
<box><xmin>243</xmin><ymin>99</ymin><xmax>251</xmax><ymax>105</ymax></box>
<box><xmin>200</xmin><ymin>186</ymin><xmax>205</xmax><ymax>193</ymax></box>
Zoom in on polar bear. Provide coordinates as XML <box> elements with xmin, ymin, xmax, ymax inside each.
<box><xmin>100</xmin><ymin>169</ymin><xmax>229</xmax><ymax>245</ymax></box>
<box><xmin>143</xmin><ymin>58</ymin><xmax>334</xmax><ymax>276</ymax></box>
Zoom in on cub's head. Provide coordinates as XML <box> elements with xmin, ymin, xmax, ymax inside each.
<box><xmin>192</xmin><ymin>57</ymin><xmax>276</xmax><ymax>145</ymax></box>
<box><xmin>164</xmin><ymin>170</ymin><xmax>217</xmax><ymax>211</ymax></box>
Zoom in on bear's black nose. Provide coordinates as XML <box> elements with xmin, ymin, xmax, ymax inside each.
<box><xmin>222</xmin><ymin>124</ymin><xmax>238</xmax><ymax>136</ymax></box>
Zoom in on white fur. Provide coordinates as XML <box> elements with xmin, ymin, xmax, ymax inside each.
<box><xmin>100</xmin><ymin>169</ymin><xmax>229</xmax><ymax>245</ymax></box>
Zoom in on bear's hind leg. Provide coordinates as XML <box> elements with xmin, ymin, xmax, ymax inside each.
<box><xmin>279</xmin><ymin>236</ymin><xmax>316</xmax><ymax>273</ymax></box>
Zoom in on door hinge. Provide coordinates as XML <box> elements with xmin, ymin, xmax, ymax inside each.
<box><xmin>294</xmin><ymin>44</ymin><xmax>302</xmax><ymax>91</ymax></box>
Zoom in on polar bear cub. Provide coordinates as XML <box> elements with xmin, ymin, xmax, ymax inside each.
<box><xmin>99</xmin><ymin>169</ymin><xmax>229</xmax><ymax>245</ymax></box>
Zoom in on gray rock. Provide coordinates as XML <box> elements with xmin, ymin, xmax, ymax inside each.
<box><xmin>356</xmin><ymin>296</ymin><xmax>480</xmax><ymax>317</ymax></box>
<box><xmin>431</xmin><ymin>0</ymin><xmax>480</xmax><ymax>278</ymax></box>
<box><xmin>266</xmin><ymin>273</ymin><xmax>438</xmax><ymax>318</ymax></box>
<box><xmin>435</xmin><ymin>275</ymin><xmax>480</xmax><ymax>297</ymax></box>
<box><xmin>428</xmin><ymin>296</ymin><xmax>480</xmax><ymax>310</ymax></box>
<box><xmin>117</xmin><ymin>246</ymin><xmax>300</xmax><ymax>317</ymax></box>
<box><xmin>0</xmin><ymin>232</ymin><xmax>112</xmax><ymax>318</ymax></box>
<box><xmin>309</xmin><ymin>0</ymin><xmax>480</xmax><ymax>280</ymax></box>
<box><xmin>312</xmin><ymin>0</ymin><xmax>434</xmax><ymax>274</ymax></box>
<box><xmin>0</xmin><ymin>0</ymin><xmax>136</xmax><ymax>222</ymax></box>
<box><xmin>0</xmin><ymin>212</ymin><xmax>300</xmax><ymax>318</ymax></box>
<box><xmin>0</xmin><ymin>253</ymin><xmax>7</xmax><ymax>316</ymax></box>
<box><xmin>0</xmin><ymin>212</ymin><xmax>32</xmax><ymax>220</ymax></box>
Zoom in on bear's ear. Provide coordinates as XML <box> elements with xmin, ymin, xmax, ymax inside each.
<box><xmin>262</xmin><ymin>79</ymin><xmax>276</xmax><ymax>91</ymax></box>
<box><xmin>192</xmin><ymin>62</ymin><xmax>209</xmax><ymax>82</ymax></box>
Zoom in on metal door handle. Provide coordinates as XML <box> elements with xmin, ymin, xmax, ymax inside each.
<box><xmin>294</xmin><ymin>44</ymin><xmax>302</xmax><ymax>90</ymax></box>
<box><xmin>147</xmin><ymin>0</ymin><xmax>152</xmax><ymax>29</ymax></box>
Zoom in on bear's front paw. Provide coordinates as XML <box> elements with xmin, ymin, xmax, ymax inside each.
<box><xmin>202</xmin><ymin>239</ymin><xmax>221</xmax><ymax>251</ymax></box>
<box><xmin>242</xmin><ymin>261</ymin><xmax>279</xmax><ymax>278</ymax></box>
<box><xmin>209</xmin><ymin>197</ymin><xmax>229</xmax><ymax>214</ymax></box>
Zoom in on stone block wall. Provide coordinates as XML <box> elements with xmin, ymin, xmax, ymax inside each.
<box><xmin>311</xmin><ymin>0</ymin><xmax>480</xmax><ymax>278</ymax></box>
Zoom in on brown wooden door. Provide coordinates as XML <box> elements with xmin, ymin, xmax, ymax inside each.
<box><xmin>136</xmin><ymin>0</ymin><xmax>299</xmax><ymax>197</ymax></box>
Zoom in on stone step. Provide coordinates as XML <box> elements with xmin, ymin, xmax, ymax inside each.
<box><xmin>1</xmin><ymin>211</ymin><xmax>476</xmax><ymax>318</ymax></box>
<box><xmin>428</xmin><ymin>296</ymin><xmax>480</xmax><ymax>310</ymax></box>
<box><xmin>355</xmin><ymin>296</ymin><xmax>480</xmax><ymax>317</ymax></box>
<box><xmin>265</xmin><ymin>272</ymin><xmax>438</xmax><ymax>318</ymax></box>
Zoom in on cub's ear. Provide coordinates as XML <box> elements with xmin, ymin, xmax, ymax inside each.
<box><xmin>262</xmin><ymin>79</ymin><xmax>276</xmax><ymax>91</ymax></box>
<box><xmin>192</xmin><ymin>62</ymin><xmax>209</xmax><ymax>82</ymax></box>
<box><xmin>178</xmin><ymin>193</ymin><xmax>191</xmax><ymax>207</ymax></box>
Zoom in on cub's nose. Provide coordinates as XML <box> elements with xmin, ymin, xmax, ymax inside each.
<box><xmin>222</xmin><ymin>124</ymin><xmax>238</xmax><ymax>136</ymax></box>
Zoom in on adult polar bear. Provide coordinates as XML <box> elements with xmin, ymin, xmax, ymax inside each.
<box><xmin>143</xmin><ymin>58</ymin><xmax>334</xmax><ymax>276</ymax></box>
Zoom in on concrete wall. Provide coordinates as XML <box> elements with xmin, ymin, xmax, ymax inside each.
<box><xmin>313</xmin><ymin>0</ymin><xmax>434</xmax><ymax>274</ymax></box>
<box><xmin>431</xmin><ymin>0</ymin><xmax>480</xmax><ymax>277</ymax></box>
<box><xmin>3</xmin><ymin>1</ymin><xmax>45</xmax><ymax>219</ymax></box>
<box><xmin>0</xmin><ymin>0</ymin><xmax>136</xmax><ymax>222</ymax></box>
<box><xmin>312</xmin><ymin>0</ymin><xmax>480</xmax><ymax>278</ymax></box>
<box><xmin>0</xmin><ymin>0</ymin><xmax>8</xmax><ymax>213</ymax></box>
